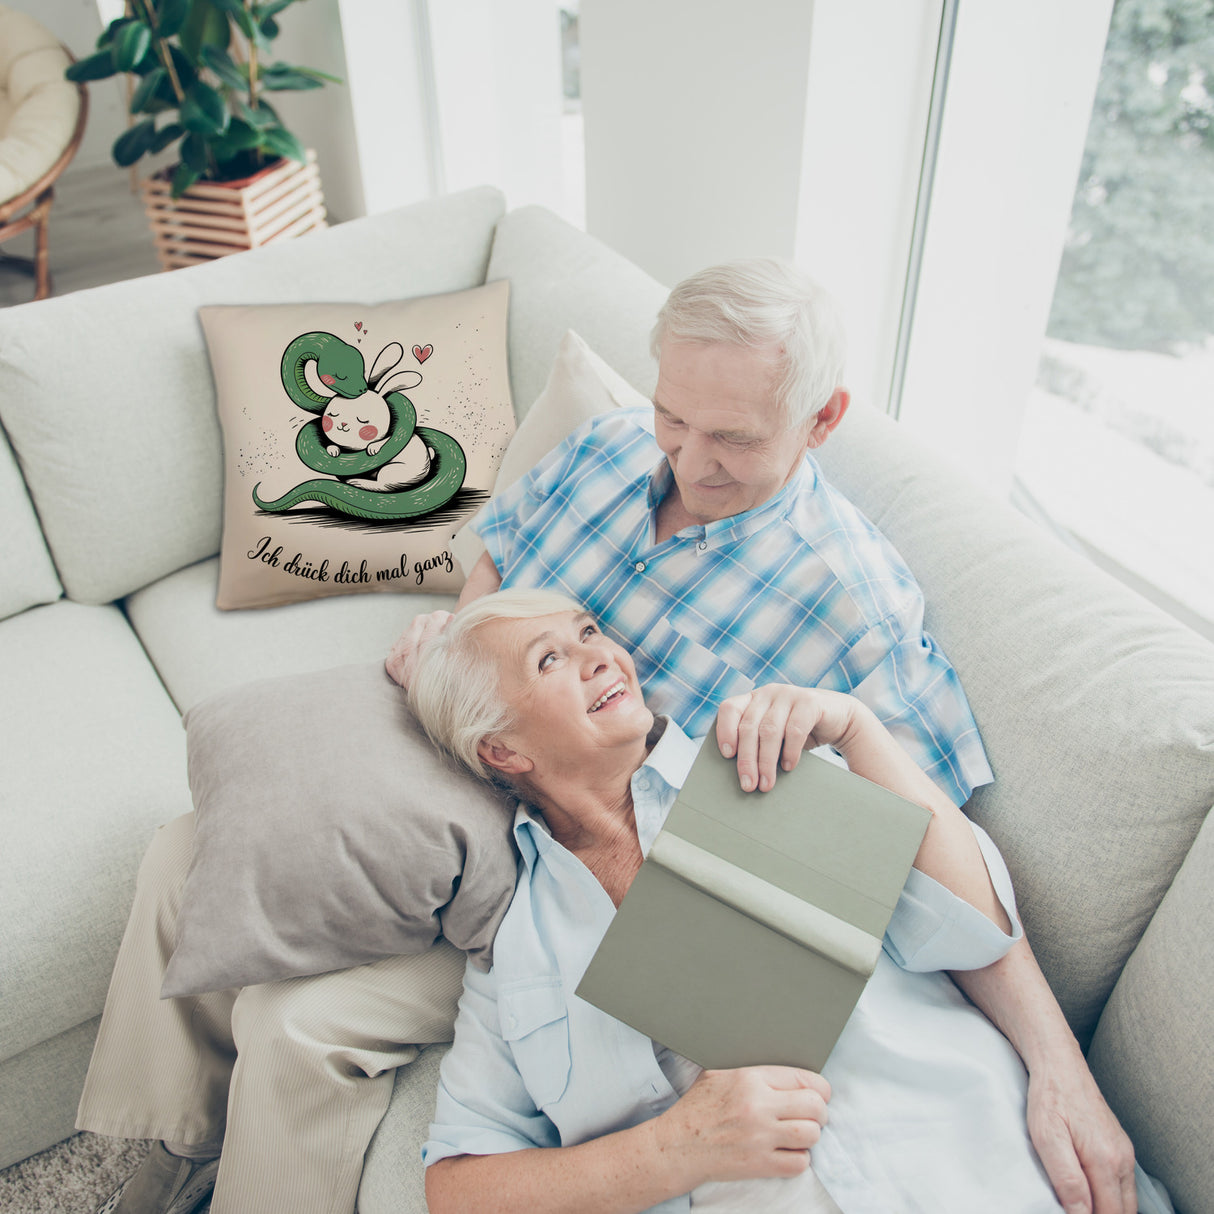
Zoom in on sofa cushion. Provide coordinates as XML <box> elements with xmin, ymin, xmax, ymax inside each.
<box><xmin>163</xmin><ymin>662</ymin><xmax>517</xmax><ymax>997</ymax></box>
<box><xmin>813</xmin><ymin>402</ymin><xmax>1214</xmax><ymax>1045</ymax></box>
<box><xmin>124</xmin><ymin>556</ymin><xmax>455</xmax><ymax>714</ymax></box>
<box><xmin>200</xmin><ymin>281</ymin><xmax>512</xmax><ymax>609</ymax></box>
<box><xmin>1088</xmin><ymin>804</ymin><xmax>1214</xmax><ymax>1214</ymax></box>
<box><xmin>0</xmin><ymin>425</ymin><xmax>60</xmax><ymax>620</ymax></box>
<box><xmin>0</xmin><ymin>186</ymin><xmax>506</xmax><ymax>606</ymax></box>
<box><xmin>486</xmin><ymin>205</ymin><xmax>667</xmax><ymax>418</ymax></box>
<box><xmin>452</xmin><ymin>329</ymin><xmax>641</xmax><ymax>576</ymax></box>
<box><xmin>0</xmin><ymin>600</ymin><xmax>191</xmax><ymax>1063</ymax></box>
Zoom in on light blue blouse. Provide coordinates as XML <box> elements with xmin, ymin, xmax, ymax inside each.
<box><xmin>424</xmin><ymin>722</ymin><xmax>1067</xmax><ymax>1212</ymax></box>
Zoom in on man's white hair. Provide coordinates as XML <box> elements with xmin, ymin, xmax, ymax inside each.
<box><xmin>650</xmin><ymin>258</ymin><xmax>847</xmax><ymax>429</ymax></box>
<box><xmin>408</xmin><ymin>588</ymin><xmax>586</xmax><ymax>781</ymax></box>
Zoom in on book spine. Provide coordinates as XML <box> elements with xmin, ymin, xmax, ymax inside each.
<box><xmin>648</xmin><ymin>832</ymin><xmax>882</xmax><ymax>977</ymax></box>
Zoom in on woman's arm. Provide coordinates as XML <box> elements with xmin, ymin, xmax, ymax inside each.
<box><xmin>715</xmin><ymin>684</ymin><xmax>1010</xmax><ymax>931</ymax></box>
<box><xmin>427</xmin><ymin>1065</ymin><xmax>830</xmax><ymax>1214</ymax></box>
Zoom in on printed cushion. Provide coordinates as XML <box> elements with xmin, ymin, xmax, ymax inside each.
<box><xmin>452</xmin><ymin>329</ymin><xmax>647</xmax><ymax>575</ymax></box>
<box><xmin>200</xmin><ymin>281</ymin><xmax>513</xmax><ymax>609</ymax></box>
<box><xmin>162</xmin><ymin>661</ymin><xmax>519</xmax><ymax>997</ymax></box>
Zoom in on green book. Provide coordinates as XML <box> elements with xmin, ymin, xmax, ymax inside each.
<box><xmin>575</xmin><ymin>744</ymin><xmax>932</xmax><ymax>1072</ymax></box>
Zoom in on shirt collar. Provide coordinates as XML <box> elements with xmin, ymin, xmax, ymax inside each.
<box><xmin>512</xmin><ymin>716</ymin><xmax>702</xmax><ymax>869</ymax></box>
<box><xmin>645</xmin><ymin>456</ymin><xmax>818</xmax><ymax>548</ymax></box>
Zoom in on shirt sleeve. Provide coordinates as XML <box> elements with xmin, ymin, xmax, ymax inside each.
<box><xmin>882</xmin><ymin>821</ymin><xmax>1023</xmax><ymax>973</ymax></box>
<box><xmin>843</xmin><ymin>614</ymin><xmax>994</xmax><ymax>808</ymax></box>
<box><xmin>422</xmin><ymin>958</ymin><xmax>560</xmax><ymax>1167</ymax></box>
<box><xmin>470</xmin><ymin>415</ymin><xmax>602</xmax><ymax>579</ymax></box>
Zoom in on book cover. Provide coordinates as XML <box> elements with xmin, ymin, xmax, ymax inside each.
<box><xmin>575</xmin><ymin>744</ymin><xmax>932</xmax><ymax>1071</ymax></box>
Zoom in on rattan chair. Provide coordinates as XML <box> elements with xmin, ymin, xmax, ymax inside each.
<box><xmin>0</xmin><ymin>6</ymin><xmax>87</xmax><ymax>302</ymax></box>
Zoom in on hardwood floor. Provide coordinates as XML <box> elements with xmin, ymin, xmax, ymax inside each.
<box><xmin>0</xmin><ymin>162</ymin><xmax>162</xmax><ymax>308</ymax></box>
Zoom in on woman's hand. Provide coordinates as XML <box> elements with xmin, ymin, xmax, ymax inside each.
<box><xmin>715</xmin><ymin>685</ymin><xmax>861</xmax><ymax>792</ymax></box>
<box><xmin>654</xmin><ymin>1066</ymin><xmax>830</xmax><ymax>1185</ymax></box>
<box><xmin>385</xmin><ymin>610</ymin><xmax>454</xmax><ymax>688</ymax></box>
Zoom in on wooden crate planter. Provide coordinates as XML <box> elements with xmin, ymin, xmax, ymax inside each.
<box><xmin>140</xmin><ymin>150</ymin><xmax>327</xmax><ymax>271</ymax></box>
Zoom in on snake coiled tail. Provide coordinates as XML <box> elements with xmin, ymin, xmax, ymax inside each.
<box><xmin>253</xmin><ymin>428</ymin><xmax>467</xmax><ymax>519</ymax></box>
<box><xmin>262</xmin><ymin>332</ymin><xmax>468</xmax><ymax>520</ymax></box>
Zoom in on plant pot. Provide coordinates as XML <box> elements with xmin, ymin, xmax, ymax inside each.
<box><xmin>139</xmin><ymin>150</ymin><xmax>327</xmax><ymax>271</ymax></box>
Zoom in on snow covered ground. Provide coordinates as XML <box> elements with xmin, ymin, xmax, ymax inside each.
<box><xmin>1017</xmin><ymin>339</ymin><xmax>1213</xmax><ymax>636</ymax></box>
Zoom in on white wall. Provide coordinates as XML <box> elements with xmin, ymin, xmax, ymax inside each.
<box><xmin>428</xmin><ymin>0</ymin><xmax>565</xmax><ymax>213</ymax></box>
<box><xmin>579</xmin><ymin>0</ymin><xmax>818</xmax><ymax>288</ymax></box>
<box><xmin>795</xmin><ymin>0</ymin><xmax>941</xmax><ymax>413</ymax></box>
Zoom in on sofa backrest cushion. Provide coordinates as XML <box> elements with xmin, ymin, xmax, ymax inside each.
<box><xmin>814</xmin><ymin>402</ymin><xmax>1214</xmax><ymax>1047</ymax></box>
<box><xmin>486</xmin><ymin>205</ymin><xmax>668</xmax><ymax>418</ymax></box>
<box><xmin>1087</xmin><ymin>803</ymin><xmax>1214</xmax><ymax>1214</ymax></box>
<box><xmin>0</xmin><ymin>424</ymin><xmax>60</xmax><ymax>619</ymax></box>
<box><xmin>0</xmin><ymin>186</ymin><xmax>506</xmax><ymax>606</ymax></box>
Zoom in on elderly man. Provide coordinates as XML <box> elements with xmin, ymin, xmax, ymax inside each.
<box><xmin>388</xmin><ymin>259</ymin><xmax>1136</xmax><ymax>1214</ymax></box>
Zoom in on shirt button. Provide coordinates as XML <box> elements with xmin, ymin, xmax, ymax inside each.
<box><xmin>634</xmin><ymin>561</ymin><xmax>646</xmax><ymax>573</ymax></box>
<box><xmin>697</xmin><ymin>541</ymin><xmax>708</xmax><ymax>551</ymax></box>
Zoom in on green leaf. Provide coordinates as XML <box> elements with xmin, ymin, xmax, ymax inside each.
<box><xmin>112</xmin><ymin>119</ymin><xmax>157</xmax><ymax>167</ymax></box>
<box><xmin>112</xmin><ymin>20</ymin><xmax>152</xmax><ymax>72</ymax></box>
<box><xmin>255</xmin><ymin>0</ymin><xmax>297</xmax><ymax>19</ymax></box>
<box><xmin>259</xmin><ymin>63</ymin><xmax>323</xmax><ymax>91</ymax></box>
<box><xmin>181</xmin><ymin>81</ymin><xmax>230</xmax><ymax>135</ymax></box>
<box><xmin>155</xmin><ymin>0</ymin><xmax>192</xmax><ymax>40</ymax></box>
<box><xmin>180</xmin><ymin>131</ymin><xmax>210</xmax><ymax>172</ymax></box>
<box><xmin>129</xmin><ymin>66</ymin><xmax>166</xmax><ymax>113</ymax></box>
<box><xmin>171</xmin><ymin>162</ymin><xmax>201</xmax><ymax>197</ymax></box>
<box><xmin>259</xmin><ymin>15</ymin><xmax>280</xmax><ymax>40</ymax></box>
<box><xmin>150</xmin><ymin>122</ymin><xmax>185</xmax><ymax>153</ymax></box>
<box><xmin>180</xmin><ymin>0</ymin><xmax>231</xmax><ymax>63</ymax></box>
<box><xmin>96</xmin><ymin>17</ymin><xmax>129</xmax><ymax>50</ymax></box>
<box><xmin>234</xmin><ymin>97</ymin><xmax>279</xmax><ymax>129</ymax></box>
<box><xmin>221</xmin><ymin>118</ymin><xmax>263</xmax><ymax>150</ymax></box>
<box><xmin>66</xmin><ymin>50</ymin><xmax>119</xmax><ymax>83</ymax></box>
<box><xmin>200</xmin><ymin>44</ymin><xmax>248</xmax><ymax>90</ymax></box>
<box><xmin>260</xmin><ymin>125</ymin><xmax>305</xmax><ymax>163</ymax></box>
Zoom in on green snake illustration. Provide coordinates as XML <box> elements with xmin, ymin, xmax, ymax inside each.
<box><xmin>252</xmin><ymin>332</ymin><xmax>466</xmax><ymax>520</ymax></box>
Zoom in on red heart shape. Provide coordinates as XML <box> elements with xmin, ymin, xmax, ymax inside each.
<box><xmin>355</xmin><ymin>321</ymin><xmax>363</xmax><ymax>331</ymax></box>
<box><xmin>412</xmin><ymin>343</ymin><xmax>433</xmax><ymax>364</ymax></box>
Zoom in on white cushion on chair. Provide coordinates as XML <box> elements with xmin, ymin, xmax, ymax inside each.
<box><xmin>0</xmin><ymin>6</ymin><xmax>78</xmax><ymax>203</ymax></box>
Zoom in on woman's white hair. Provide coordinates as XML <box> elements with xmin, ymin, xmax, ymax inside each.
<box><xmin>407</xmin><ymin>588</ymin><xmax>586</xmax><ymax>781</ymax></box>
<box><xmin>650</xmin><ymin>258</ymin><xmax>847</xmax><ymax>429</ymax></box>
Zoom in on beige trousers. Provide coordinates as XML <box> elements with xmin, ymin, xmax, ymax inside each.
<box><xmin>76</xmin><ymin>814</ymin><xmax>466</xmax><ymax>1214</ymax></box>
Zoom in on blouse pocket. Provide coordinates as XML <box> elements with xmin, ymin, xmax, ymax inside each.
<box><xmin>499</xmin><ymin>978</ymin><xmax>572</xmax><ymax>1109</ymax></box>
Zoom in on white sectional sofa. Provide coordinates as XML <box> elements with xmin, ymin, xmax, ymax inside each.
<box><xmin>1</xmin><ymin>186</ymin><xmax>1211</xmax><ymax>1213</ymax></box>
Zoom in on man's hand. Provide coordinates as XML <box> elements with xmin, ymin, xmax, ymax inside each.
<box><xmin>1026</xmin><ymin>1061</ymin><xmax>1137</xmax><ymax>1214</ymax></box>
<box><xmin>385</xmin><ymin>610</ymin><xmax>453</xmax><ymax>689</ymax></box>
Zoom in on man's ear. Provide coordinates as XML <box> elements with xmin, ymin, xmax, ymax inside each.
<box><xmin>477</xmin><ymin>738</ymin><xmax>533</xmax><ymax>777</ymax></box>
<box><xmin>806</xmin><ymin>388</ymin><xmax>850</xmax><ymax>450</ymax></box>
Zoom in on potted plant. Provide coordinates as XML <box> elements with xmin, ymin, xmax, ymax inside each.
<box><xmin>67</xmin><ymin>0</ymin><xmax>340</xmax><ymax>267</ymax></box>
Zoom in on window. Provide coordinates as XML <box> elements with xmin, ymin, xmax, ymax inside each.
<box><xmin>1013</xmin><ymin>0</ymin><xmax>1214</xmax><ymax>637</ymax></box>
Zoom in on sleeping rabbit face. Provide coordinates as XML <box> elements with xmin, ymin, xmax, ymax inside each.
<box><xmin>320</xmin><ymin>391</ymin><xmax>392</xmax><ymax>451</ymax></box>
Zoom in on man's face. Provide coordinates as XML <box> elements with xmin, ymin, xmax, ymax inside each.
<box><xmin>652</xmin><ymin>340</ymin><xmax>817</xmax><ymax>524</ymax></box>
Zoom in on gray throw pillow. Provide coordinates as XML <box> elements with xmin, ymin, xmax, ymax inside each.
<box><xmin>161</xmin><ymin>662</ymin><xmax>518</xmax><ymax>998</ymax></box>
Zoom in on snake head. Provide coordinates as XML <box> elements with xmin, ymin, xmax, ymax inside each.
<box><xmin>317</xmin><ymin>341</ymin><xmax>369</xmax><ymax>398</ymax></box>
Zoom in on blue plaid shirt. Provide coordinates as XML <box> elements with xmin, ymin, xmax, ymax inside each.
<box><xmin>473</xmin><ymin>407</ymin><xmax>992</xmax><ymax>805</ymax></box>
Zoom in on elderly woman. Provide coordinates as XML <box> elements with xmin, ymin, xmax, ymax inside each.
<box><xmin>408</xmin><ymin>588</ymin><xmax>1081</xmax><ymax>1214</ymax></box>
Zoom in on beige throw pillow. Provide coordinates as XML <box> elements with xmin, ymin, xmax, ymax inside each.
<box><xmin>451</xmin><ymin>328</ymin><xmax>649</xmax><ymax>576</ymax></box>
<box><xmin>201</xmin><ymin>281</ymin><xmax>514</xmax><ymax>609</ymax></box>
